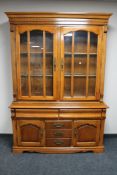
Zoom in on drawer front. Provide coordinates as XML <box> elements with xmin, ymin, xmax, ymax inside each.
<box><xmin>45</xmin><ymin>120</ymin><xmax>72</xmax><ymax>129</ymax></box>
<box><xmin>46</xmin><ymin>129</ymin><xmax>72</xmax><ymax>138</ymax></box>
<box><xmin>46</xmin><ymin>138</ymin><xmax>71</xmax><ymax>147</ymax></box>
<box><xmin>16</xmin><ymin>109</ymin><xmax>58</xmax><ymax>118</ymax></box>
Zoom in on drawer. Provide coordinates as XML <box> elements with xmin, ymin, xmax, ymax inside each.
<box><xmin>45</xmin><ymin>120</ymin><xmax>72</xmax><ymax>129</ymax></box>
<box><xmin>59</xmin><ymin>109</ymin><xmax>102</xmax><ymax>119</ymax></box>
<box><xmin>46</xmin><ymin>129</ymin><xmax>72</xmax><ymax>138</ymax></box>
<box><xmin>16</xmin><ymin>109</ymin><xmax>58</xmax><ymax>118</ymax></box>
<box><xmin>46</xmin><ymin>138</ymin><xmax>71</xmax><ymax>147</ymax></box>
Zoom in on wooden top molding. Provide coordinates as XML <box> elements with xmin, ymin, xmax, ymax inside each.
<box><xmin>9</xmin><ymin>102</ymin><xmax>108</xmax><ymax>109</ymax></box>
<box><xmin>5</xmin><ymin>12</ymin><xmax>112</xmax><ymax>25</ymax></box>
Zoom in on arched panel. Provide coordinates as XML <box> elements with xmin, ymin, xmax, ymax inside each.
<box><xmin>21</xmin><ymin>124</ymin><xmax>40</xmax><ymax>142</ymax></box>
<box><xmin>77</xmin><ymin>124</ymin><xmax>96</xmax><ymax>142</ymax></box>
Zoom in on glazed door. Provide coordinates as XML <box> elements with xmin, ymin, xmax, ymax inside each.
<box><xmin>60</xmin><ymin>26</ymin><xmax>102</xmax><ymax>100</ymax></box>
<box><xmin>17</xmin><ymin>120</ymin><xmax>44</xmax><ymax>146</ymax></box>
<box><xmin>16</xmin><ymin>26</ymin><xmax>57</xmax><ymax>100</ymax></box>
<box><xmin>73</xmin><ymin>120</ymin><xmax>100</xmax><ymax>147</ymax></box>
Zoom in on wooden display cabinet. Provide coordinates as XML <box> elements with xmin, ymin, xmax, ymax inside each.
<box><xmin>6</xmin><ymin>12</ymin><xmax>111</xmax><ymax>153</ymax></box>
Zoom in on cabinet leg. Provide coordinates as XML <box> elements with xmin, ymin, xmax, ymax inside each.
<box><xmin>12</xmin><ymin>149</ymin><xmax>23</xmax><ymax>153</ymax></box>
<box><xmin>93</xmin><ymin>148</ymin><xmax>104</xmax><ymax>153</ymax></box>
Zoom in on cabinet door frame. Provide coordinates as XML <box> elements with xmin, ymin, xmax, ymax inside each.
<box><xmin>60</xmin><ymin>26</ymin><xmax>102</xmax><ymax>100</ymax></box>
<box><xmin>17</xmin><ymin>119</ymin><xmax>45</xmax><ymax>146</ymax></box>
<box><xmin>73</xmin><ymin>120</ymin><xmax>100</xmax><ymax>147</ymax></box>
<box><xmin>16</xmin><ymin>25</ymin><xmax>58</xmax><ymax>100</ymax></box>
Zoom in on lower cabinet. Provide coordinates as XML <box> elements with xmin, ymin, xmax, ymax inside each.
<box><xmin>16</xmin><ymin>119</ymin><xmax>101</xmax><ymax>148</ymax></box>
<box><xmin>17</xmin><ymin>120</ymin><xmax>44</xmax><ymax>146</ymax></box>
<box><xmin>12</xmin><ymin>109</ymin><xmax>105</xmax><ymax>153</ymax></box>
<box><xmin>73</xmin><ymin>120</ymin><xmax>100</xmax><ymax>147</ymax></box>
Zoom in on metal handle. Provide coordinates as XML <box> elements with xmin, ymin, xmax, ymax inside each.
<box><xmin>54</xmin><ymin>131</ymin><xmax>64</xmax><ymax>137</ymax></box>
<box><xmin>54</xmin><ymin>140</ymin><xmax>64</xmax><ymax>145</ymax></box>
<box><xmin>53</xmin><ymin>123</ymin><xmax>64</xmax><ymax>128</ymax></box>
<box><xmin>53</xmin><ymin>59</ymin><xmax>56</xmax><ymax>71</ymax></box>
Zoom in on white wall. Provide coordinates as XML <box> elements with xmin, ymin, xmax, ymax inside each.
<box><xmin>0</xmin><ymin>0</ymin><xmax>117</xmax><ymax>134</ymax></box>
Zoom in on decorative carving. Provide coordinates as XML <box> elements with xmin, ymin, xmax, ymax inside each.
<box><xmin>11</xmin><ymin>109</ymin><xmax>16</xmax><ymax>119</ymax></box>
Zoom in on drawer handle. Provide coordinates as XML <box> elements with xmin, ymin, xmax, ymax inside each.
<box><xmin>54</xmin><ymin>140</ymin><xmax>64</xmax><ymax>145</ymax></box>
<box><xmin>53</xmin><ymin>123</ymin><xmax>64</xmax><ymax>128</ymax></box>
<box><xmin>54</xmin><ymin>131</ymin><xmax>64</xmax><ymax>137</ymax></box>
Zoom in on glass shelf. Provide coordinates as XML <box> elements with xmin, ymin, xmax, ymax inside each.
<box><xmin>20</xmin><ymin>52</ymin><xmax>53</xmax><ymax>55</ymax></box>
<box><xmin>64</xmin><ymin>74</ymin><xmax>96</xmax><ymax>77</ymax></box>
<box><xmin>64</xmin><ymin>52</ymin><xmax>97</xmax><ymax>55</ymax></box>
<box><xmin>21</xmin><ymin>74</ymin><xmax>53</xmax><ymax>77</ymax></box>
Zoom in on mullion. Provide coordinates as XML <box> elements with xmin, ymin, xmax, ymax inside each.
<box><xmin>27</xmin><ymin>31</ymin><xmax>31</xmax><ymax>97</ymax></box>
<box><xmin>71</xmin><ymin>31</ymin><xmax>74</xmax><ymax>97</ymax></box>
<box><xmin>43</xmin><ymin>31</ymin><xmax>46</xmax><ymax>97</ymax></box>
<box><xmin>86</xmin><ymin>32</ymin><xmax>90</xmax><ymax>97</ymax></box>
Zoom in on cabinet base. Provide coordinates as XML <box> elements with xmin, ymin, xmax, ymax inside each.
<box><xmin>12</xmin><ymin>146</ymin><xmax>104</xmax><ymax>154</ymax></box>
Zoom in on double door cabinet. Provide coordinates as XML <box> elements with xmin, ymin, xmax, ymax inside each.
<box><xmin>6</xmin><ymin>12</ymin><xmax>111</xmax><ymax>153</ymax></box>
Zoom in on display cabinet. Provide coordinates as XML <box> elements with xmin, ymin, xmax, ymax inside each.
<box><xmin>6</xmin><ymin>12</ymin><xmax>111</xmax><ymax>153</ymax></box>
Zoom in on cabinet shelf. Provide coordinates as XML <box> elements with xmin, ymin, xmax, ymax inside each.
<box><xmin>20</xmin><ymin>52</ymin><xmax>53</xmax><ymax>55</ymax></box>
<box><xmin>64</xmin><ymin>74</ymin><xmax>96</xmax><ymax>77</ymax></box>
<box><xmin>21</xmin><ymin>74</ymin><xmax>53</xmax><ymax>77</ymax></box>
<box><xmin>64</xmin><ymin>52</ymin><xmax>97</xmax><ymax>55</ymax></box>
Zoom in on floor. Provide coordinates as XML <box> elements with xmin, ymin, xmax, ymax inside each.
<box><xmin>0</xmin><ymin>135</ymin><xmax>117</xmax><ymax>175</ymax></box>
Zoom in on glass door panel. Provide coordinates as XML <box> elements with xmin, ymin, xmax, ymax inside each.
<box><xmin>74</xmin><ymin>77</ymin><xmax>86</xmax><ymax>96</ymax></box>
<box><xmin>64</xmin><ymin>77</ymin><xmax>71</xmax><ymax>96</ymax></box>
<box><xmin>88</xmin><ymin>32</ymin><xmax>98</xmax><ymax>96</ymax></box>
<box><xmin>64</xmin><ymin>33</ymin><xmax>72</xmax><ymax>97</ymax></box>
<box><xmin>46</xmin><ymin>32</ymin><xmax>53</xmax><ymax>52</ymax></box>
<box><xmin>18</xmin><ymin>27</ymin><xmax>57</xmax><ymax>99</ymax></box>
<box><xmin>45</xmin><ymin>32</ymin><xmax>53</xmax><ymax>96</ymax></box>
<box><xmin>74</xmin><ymin>31</ymin><xmax>88</xmax><ymax>53</ymax></box>
<box><xmin>46</xmin><ymin>77</ymin><xmax>53</xmax><ymax>96</ymax></box>
<box><xmin>74</xmin><ymin>55</ymin><xmax>87</xmax><ymax>76</ymax></box>
<box><xmin>89</xmin><ymin>55</ymin><xmax>97</xmax><ymax>75</ymax></box>
<box><xmin>31</xmin><ymin>77</ymin><xmax>43</xmax><ymax>96</ymax></box>
<box><xmin>90</xmin><ymin>32</ymin><xmax>98</xmax><ymax>53</ymax></box>
<box><xmin>30</xmin><ymin>30</ymin><xmax>43</xmax><ymax>53</ymax></box>
<box><xmin>20</xmin><ymin>32</ymin><xmax>28</xmax><ymax>96</ymax></box>
<box><xmin>64</xmin><ymin>55</ymin><xmax>71</xmax><ymax>76</ymax></box>
<box><xmin>88</xmin><ymin>77</ymin><xmax>96</xmax><ymax>96</ymax></box>
<box><xmin>30</xmin><ymin>30</ymin><xmax>43</xmax><ymax>96</ymax></box>
<box><xmin>62</xmin><ymin>28</ymin><xmax>99</xmax><ymax>100</ymax></box>
<box><xmin>64</xmin><ymin>33</ymin><xmax>72</xmax><ymax>53</ymax></box>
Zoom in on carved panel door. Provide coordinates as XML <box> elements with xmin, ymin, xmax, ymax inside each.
<box><xmin>17</xmin><ymin>120</ymin><xmax>44</xmax><ymax>146</ymax></box>
<box><xmin>73</xmin><ymin>120</ymin><xmax>100</xmax><ymax>146</ymax></box>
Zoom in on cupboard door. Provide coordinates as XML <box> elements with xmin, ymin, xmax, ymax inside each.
<box><xmin>17</xmin><ymin>120</ymin><xmax>44</xmax><ymax>146</ymax></box>
<box><xmin>60</xmin><ymin>26</ymin><xmax>102</xmax><ymax>100</ymax></box>
<box><xmin>73</xmin><ymin>120</ymin><xmax>100</xmax><ymax>146</ymax></box>
<box><xmin>16</xmin><ymin>26</ymin><xmax>57</xmax><ymax>100</ymax></box>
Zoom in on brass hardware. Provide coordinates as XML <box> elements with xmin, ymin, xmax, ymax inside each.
<box><xmin>54</xmin><ymin>140</ymin><xmax>64</xmax><ymax>145</ymax></box>
<box><xmin>54</xmin><ymin>131</ymin><xmax>64</xmax><ymax>137</ymax></box>
<box><xmin>53</xmin><ymin>59</ymin><xmax>56</xmax><ymax>71</ymax></box>
<box><xmin>53</xmin><ymin>123</ymin><xmax>64</xmax><ymax>128</ymax></box>
<box><xmin>61</xmin><ymin>59</ymin><xmax>64</xmax><ymax>71</ymax></box>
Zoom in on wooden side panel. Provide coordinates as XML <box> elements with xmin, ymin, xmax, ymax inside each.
<box><xmin>10</xmin><ymin>25</ymin><xmax>17</xmax><ymax>101</ymax></box>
